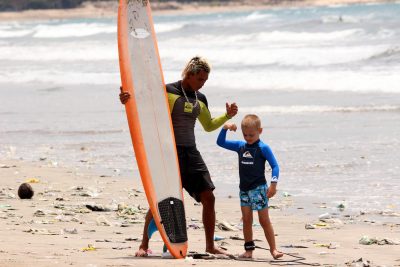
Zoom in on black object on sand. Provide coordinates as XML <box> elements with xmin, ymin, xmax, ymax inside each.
<box><xmin>18</xmin><ymin>183</ymin><xmax>34</xmax><ymax>199</ymax></box>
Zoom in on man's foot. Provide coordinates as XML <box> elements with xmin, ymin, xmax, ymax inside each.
<box><xmin>135</xmin><ymin>247</ymin><xmax>149</xmax><ymax>257</ymax></box>
<box><xmin>238</xmin><ymin>250</ymin><xmax>253</xmax><ymax>258</ymax></box>
<box><xmin>206</xmin><ymin>246</ymin><xmax>231</xmax><ymax>256</ymax></box>
<box><xmin>271</xmin><ymin>249</ymin><xmax>283</xmax><ymax>259</ymax></box>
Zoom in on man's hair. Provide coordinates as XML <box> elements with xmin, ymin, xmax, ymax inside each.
<box><xmin>241</xmin><ymin>114</ymin><xmax>261</xmax><ymax>129</ymax></box>
<box><xmin>181</xmin><ymin>56</ymin><xmax>211</xmax><ymax>78</ymax></box>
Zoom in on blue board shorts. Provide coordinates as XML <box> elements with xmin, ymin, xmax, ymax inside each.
<box><xmin>239</xmin><ymin>184</ymin><xmax>268</xmax><ymax>211</ymax></box>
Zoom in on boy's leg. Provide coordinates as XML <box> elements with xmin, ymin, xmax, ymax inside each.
<box><xmin>135</xmin><ymin>209</ymin><xmax>153</xmax><ymax>257</ymax></box>
<box><xmin>240</xmin><ymin>205</ymin><xmax>254</xmax><ymax>258</ymax></box>
<box><xmin>258</xmin><ymin>208</ymin><xmax>283</xmax><ymax>259</ymax></box>
<box><xmin>199</xmin><ymin>189</ymin><xmax>229</xmax><ymax>255</ymax></box>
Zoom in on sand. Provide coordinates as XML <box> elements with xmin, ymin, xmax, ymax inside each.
<box><xmin>0</xmin><ymin>159</ymin><xmax>399</xmax><ymax>266</ymax></box>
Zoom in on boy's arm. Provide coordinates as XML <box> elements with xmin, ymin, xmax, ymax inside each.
<box><xmin>261</xmin><ymin>145</ymin><xmax>279</xmax><ymax>182</ymax></box>
<box><xmin>216</xmin><ymin>128</ymin><xmax>242</xmax><ymax>152</ymax></box>
<box><xmin>261</xmin><ymin>144</ymin><xmax>280</xmax><ymax>198</ymax></box>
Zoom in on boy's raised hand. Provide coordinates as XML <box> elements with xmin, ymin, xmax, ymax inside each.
<box><xmin>223</xmin><ymin>123</ymin><xmax>237</xmax><ymax>132</ymax></box>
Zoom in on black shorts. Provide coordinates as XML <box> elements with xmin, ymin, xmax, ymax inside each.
<box><xmin>177</xmin><ymin>146</ymin><xmax>215</xmax><ymax>202</ymax></box>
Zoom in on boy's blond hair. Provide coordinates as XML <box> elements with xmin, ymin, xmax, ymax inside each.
<box><xmin>181</xmin><ymin>56</ymin><xmax>211</xmax><ymax>78</ymax></box>
<box><xmin>241</xmin><ymin>114</ymin><xmax>261</xmax><ymax>130</ymax></box>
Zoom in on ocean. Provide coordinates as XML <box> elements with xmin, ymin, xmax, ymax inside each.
<box><xmin>1</xmin><ymin>2</ymin><xmax>399</xmax><ymax>218</ymax></box>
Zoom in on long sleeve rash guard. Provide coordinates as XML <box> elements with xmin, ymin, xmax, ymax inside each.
<box><xmin>217</xmin><ymin>128</ymin><xmax>279</xmax><ymax>191</ymax></box>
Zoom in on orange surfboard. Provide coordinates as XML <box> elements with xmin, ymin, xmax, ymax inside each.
<box><xmin>117</xmin><ymin>0</ymin><xmax>187</xmax><ymax>258</ymax></box>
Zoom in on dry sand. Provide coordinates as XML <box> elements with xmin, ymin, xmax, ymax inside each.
<box><xmin>0</xmin><ymin>0</ymin><xmax>395</xmax><ymax>21</ymax></box>
<box><xmin>0</xmin><ymin>159</ymin><xmax>399</xmax><ymax>266</ymax></box>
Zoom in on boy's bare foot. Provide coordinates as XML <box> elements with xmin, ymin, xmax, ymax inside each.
<box><xmin>135</xmin><ymin>247</ymin><xmax>149</xmax><ymax>257</ymax></box>
<box><xmin>238</xmin><ymin>250</ymin><xmax>253</xmax><ymax>258</ymax></box>
<box><xmin>271</xmin><ymin>249</ymin><xmax>283</xmax><ymax>259</ymax></box>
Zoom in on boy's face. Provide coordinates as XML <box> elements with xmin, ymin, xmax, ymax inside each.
<box><xmin>242</xmin><ymin>126</ymin><xmax>262</xmax><ymax>145</ymax></box>
<box><xmin>187</xmin><ymin>70</ymin><xmax>208</xmax><ymax>91</ymax></box>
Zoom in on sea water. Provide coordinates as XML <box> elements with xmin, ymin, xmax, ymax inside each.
<box><xmin>1</xmin><ymin>2</ymin><xmax>399</xmax><ymax>217</ymax></box>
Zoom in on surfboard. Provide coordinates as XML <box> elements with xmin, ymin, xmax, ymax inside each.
<box><xmin>117</xmin><ymin>0</ymin><xmax>187</xmax><ymax>258</ymax></box>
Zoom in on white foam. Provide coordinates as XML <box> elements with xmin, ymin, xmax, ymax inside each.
<box><xmin>207</xmin><ymin>67</ymin><xmax>400</xmax><ymax>93</ymax></box>
<box><xmin>0</xmin><ymin>42</ymin><xmax>117</xmax><ymax>61</ymax></box>
<box><xmin>244</xmin><ymin>11</ymin><xmax>274</xmax><ymax>21</ymax></box>
<box><xmin>0</xmin><ymin>69</ymin><xmax>119</xmax><ymax>85</ymax></box>
<box><xmin>0</xmin><ymin>29</ymin><xmax>33</xmax><ymax>38</ymax></box>
<box><xmin>210</xmin><ymin>105</ymin><xmax>400</xmax><ymax>114</ymax></box>
<box><xmin>154</xmin><ymin>23</ymin><xmax>184</xmax><ymax>33</ymax></box>
<box><xmin>33</xmin><ymin>23</ymin><xmax>116</xmax><ymax>38</ymax></box>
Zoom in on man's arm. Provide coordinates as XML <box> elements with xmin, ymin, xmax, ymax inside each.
<box><xmin>198</xmin><ymin>102</ymin><xmax>238</xmax><ymax>132</ymax></box>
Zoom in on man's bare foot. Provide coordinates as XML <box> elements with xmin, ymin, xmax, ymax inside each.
<box><xmin>206</xmin><ymin>246</ymin><xmax>231</xmax><ymax>256</ymax></box>
<box><xmin>135</xmin><ymin>247</ymin><xmax>149</xmax><ymax>257</ymax></box>
<box><xmin>271</xmin><ymin>249</ymin><xmax>283</xmax><ymax>259</ymax></box>
<box><xmin>239</xmin><ymin>250</ymin><xmax>253</xmax><ymax>258</ymax></box>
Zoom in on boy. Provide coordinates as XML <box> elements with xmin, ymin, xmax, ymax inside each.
<box><xmin>216</xmin><ymin>114</ymin><xmax>283</xmax><ymax>259</ymax></box>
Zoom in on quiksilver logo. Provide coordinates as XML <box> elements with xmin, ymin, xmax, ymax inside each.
<box><xmin>243</xmin><ymin>151</ymin><xmax>253</xmax><ymax>158</ymax></box>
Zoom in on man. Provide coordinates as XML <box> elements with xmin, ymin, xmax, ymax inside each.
<box><xmin>120</xmin><ymin>56</ymin><xmax>238</xmax><ymax>256</ymax></box>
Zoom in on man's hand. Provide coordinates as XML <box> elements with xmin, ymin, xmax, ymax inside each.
<box><xmin>119</xmin><ymin>86</ymin><xmax>130</xmax><ymax>104</ymax></box>
<box><xmin>226</xmin><ymin>102</ymin><xmax>238</xmax><ymax>118</ymax></box>
<box><xmin>223</xmin><ymin>123</ymin><xmax>237</xmax><ymax>131</ymax></box>
<box><xmin>267</xmin><ymin>183</ymin><xmax>277</xmax><ymax>198</ymax></box>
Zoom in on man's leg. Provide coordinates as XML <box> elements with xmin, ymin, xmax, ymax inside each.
<box><xmin>199</xmin><ymin>190</ymin><xmax>229</xmax><ymax>255</ymax></box>
<box><xmin>135</xmin><ymin>209</ymin><xmax>153</xmax><ymax>257</ymax></box>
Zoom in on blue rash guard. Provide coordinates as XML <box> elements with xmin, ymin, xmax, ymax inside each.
<box><xmin>217</xmin><ymin>128</ymin><xmax>279</xmax><ymax>191</ymax></box>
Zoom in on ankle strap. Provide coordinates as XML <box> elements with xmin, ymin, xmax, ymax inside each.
<box><xmin>244</xmin><ymin>241</ymin><xmax>255</xmax><ymax>251</ymax></box>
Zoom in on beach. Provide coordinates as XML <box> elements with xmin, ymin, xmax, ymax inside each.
<box><xmin>1</xmin><ymin>0</ymin><xmax>400</xmax><ymax>266</ymax></box>
<box><xmin>1</xmin><ymin>159</ymin><xmax>399</xmax><ymax>266</ymax></box>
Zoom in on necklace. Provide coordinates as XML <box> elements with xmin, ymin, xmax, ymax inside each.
<box><xmin>181</xmin><ymin>84</ymin><xmax>198</xmax><ymax>108</ymax></box>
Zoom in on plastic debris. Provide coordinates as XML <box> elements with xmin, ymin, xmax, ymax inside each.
<box><xmin>25</xmin><ymin>178</ymin><xmax>40</xmax><ymax>183</ymax></box>
<box><xmin>305</xmin><ymin>223</ymin><xmax>316</xmax><ymax>229</ymax></box>
<box><xmin>96</xmin><ymin>215</ymin><xmax>111</xmax><ymax>226</ymax></box>
<box><xmin>345</xmin><ymin>257</ymin><xmax>372</xmax><ymax>267</ymax></box>
<box><xmin>23</xmin><ymin>228</ymin><xmax>59</xmax><ymax>235</ymax></box>
<box><xmin>359</xmin><ymin>236</ymin><xmax>400</xmax><ymax>245</ymax></box>
<box><xmin>62</xmin><ymin>228</ymin><xmax>78</xmax><ymax>234</ymax></box>
<box><xmin>318</xmin><ymin>212</ymin><xmax>331</xmax><ymax>220</ymax></box>
<box><xmin>217</xmin><ymin>221</ymin><xmax>237</xmax><ymax>231</ymax></box>
<box><xmin>82</xmin><ymin>244</ymin><xmax>96</xmax><ymax>252</ymax></box>
<box><xmin>337</xmin><ymin>203</ymin><xmax>345</xmax><ymax>211</ymax></box>
<box><xmin>86</xmin><ymin>204</ymin><xmax>111</xmax><ymax>212</ymax></box>
<box><xmin>214</xmin><ymin>235</ymin><xmax>225</xmax><ymax>241</ymax></box>
<box><xmin>188</xmin><ymin>223</ymin><xmax>200</xmax><ymax>229</ymax></box>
